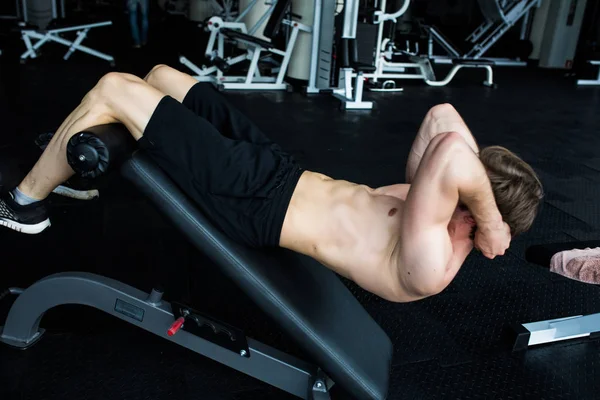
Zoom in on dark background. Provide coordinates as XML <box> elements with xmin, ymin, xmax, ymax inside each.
<box><xmin>1</xmin><ymin>1</ymin><xmax>600</xmax><ymax>399</ymax></box>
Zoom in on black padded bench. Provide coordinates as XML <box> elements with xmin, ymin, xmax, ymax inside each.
<box><xmin>0</xmin><ymin>124</ymin><xmax>393</xmax><ymax>400</ymax></box>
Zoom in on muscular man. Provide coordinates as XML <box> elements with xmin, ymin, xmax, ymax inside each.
<box><xmin>0</xmin><ymin>65</ymin><xmax>544</xmax><ymax>302</ymax></box>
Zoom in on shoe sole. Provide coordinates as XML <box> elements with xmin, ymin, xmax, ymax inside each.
<box><xmin>0</xmin><ymin>218</ymin><xmax>51</xmax><ymax>234</ymax></box>
<box><xmin>53</xmin><ymin>185</ymin><xmax>100</xmax><ymax>200</ymax></box>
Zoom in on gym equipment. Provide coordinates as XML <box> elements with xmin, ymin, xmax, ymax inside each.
<box><xmin>179</xmin><ymin>0</ymin><xmax>312</xmax><ymax>91</ymax></box>
<box><xmin>425</xmin><ymin>0</ymin><xmax>542</xmax><ymax>66</ymax></box>
<box><xmin>18</xmin><ymin>0</ymin><xmax>114</xmax><ymax>65</ymax></box>
<box><xmin>529</xmin><ymin>0</ymin><xmax>587</xmax><ymax>69</ymax></box>
<box><xmin>577</xmin><ymin>61</ymin><xmax>600</xmax><ymax>86</ymax></box>
<box><xmin>286</xmin><ymin>0</ymin><xmax>316</xmax><ymax>81</ymax></box>
<box><xmin>505</xmin><ymin>242</ymin><xmax>600</xmax><ymax>351</ymax></box>
<box><xmin>364</xmin><ymin>0</ymin><xmax>495</xmax><ymax>90</ymax></box>
<box><xmin>0</xmin><ymin>124</ymin><xmax>393</xmax><ymax>400</ymax></box>
<box><xmin>332</xmin><ymin>0</ymin><xmax>376</xmax><ymax>110</ymax></box>
<box><xmin>333</xmin><ymin>0</ymin><xmax>495</xmax><ymax>106</ymax></box>
<box><xmin>305</xmin><ymin>0</ymin><xmax>337</xmax><ymax>94</ymax></box>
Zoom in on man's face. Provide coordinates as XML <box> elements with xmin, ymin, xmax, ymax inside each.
<box><xmin>451</xmin><ymin>206</ymin><xmax>477</xmax><ymax>240</ymax></box>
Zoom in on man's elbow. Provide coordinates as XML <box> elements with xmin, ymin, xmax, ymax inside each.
<box><xmin>388</xmin><ymin>278</ymin><xmax>446</xmax><ymax>303</ymax></box>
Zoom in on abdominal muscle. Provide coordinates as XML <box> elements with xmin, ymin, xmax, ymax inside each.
<box><xmin>280</xmin><ymin>171</ymin><xmax>406</xmax><ymax>297</ymax></box>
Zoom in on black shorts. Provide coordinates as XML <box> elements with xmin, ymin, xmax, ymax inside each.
<box><xmin>138</xmin><ymin>83</ymin><xmax>303</xmax><ymax>248</ymax></box>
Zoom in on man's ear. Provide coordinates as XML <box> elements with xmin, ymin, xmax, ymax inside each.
<box><xmin>465</xmin><ymin>216</ymin><xmax>476</xmax><ymax>225</ymax></box>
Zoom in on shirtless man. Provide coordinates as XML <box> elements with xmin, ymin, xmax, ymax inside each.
<box><xmin>0</xmin><ymin>65</ymin><xmax>544</xmax><ymax>302</ymax></box>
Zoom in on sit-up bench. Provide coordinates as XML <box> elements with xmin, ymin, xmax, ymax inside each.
<box><xmin>0</xmin><ymin>124</ymin><xmax>393</xmax><ymax>400</ymax></box>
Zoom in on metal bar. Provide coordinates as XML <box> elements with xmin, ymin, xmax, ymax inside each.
<box><xmin>205</xmin><ymin>29</ymin><xmax>218</xmax><ymax>57</ymax></box>
<box><xmin>522</xmin><ymin>313</ymin><xmax>600</xmax><ymax>347</ymax></box>
<box><xmin>466</xmin><ymin>21</ymin><xmax>494</xmax><ymax>43</ymax></box>
<box><xmin>246</xmin><ymin>49</ymin><xmax>262</xmax><ymax>84</ymax></box>
<box><xmin>248</xmin><ymin>1</ymin><xmax>276</xmax><ymax>36</ymax></box>
<box><xmin>431</xmin><ymin>56</ymin><xmax>526</xmax><ymax>66</ymax></box>
<box><xmin>342</xmin><ymin>0</ymin><xmax>359</xmax><ymax>39</ymax></box>
<box><xmin>21</xmin><ymin>31</ymin><xmax>50</xmax><ymax>59</ymax></box>
<box><xmin>221</xmin><ymin>76</ymin><xmax>278</xmax><ymax>83</ymax></box>
<box><xmin>235</xmin><ymin>0</ymin><xmax>259</xmax><ymax>23</ymax></box>
<box><xmin>64</xmin><ymin>28</ymin><xmax>89</xmax><ymax>60</ymax></box>
<box><xmin>180</xmin><ymin>55</ymin><xmax>214</xmax><ymax>76</ymax></box>
<box><xmin>466</xmin><ymin>0</ymin><xmax>541</xmax><ymax>59</ymax></box>
<box><xmin>306</xmin><ymin>0</ymin><xmax>323</xmax><ymax>93</ymax></box>
<box><xmin>519</xmin><ymin>10</ymin><xmax>529</xmax><ymax>40</ymax></box>
<box><xmin>40</xmin><ymin>21</ymin><xmax>113</xmax><ymax>34</ymax></box>
<box><xmin>424</xmin><ymin>64</ymin><xmax>493</xmax><ymax>87</ymax></box>
<box><xmin>42</xmin><ymin>32</ymin><xmax>114</xmax><ymax>61</ymax></box>
<box><xmin>0</xmin><ymin>272</ymin><xmax>321</xmax><ymax>399</ymax></box>
<box><xmin>52</xmin><ymin>0</ymin><xmax>57</xmax><ymax>20</ymax></box>
<box><xmin>275</xmin><ymin>25</ymin><xmax>299</xmax><ymax>84</ymax></box>
<box><xmin>222</xmin><ymin>82</ymin><xmax>287</xmax><ymax>90</ymax></box>
<box><xmin>428</xmin><ymin>26</ymin><xmax>460</xmax><ymax>58</ymax></box>
<box><xmin>374</xmin><ymin>0</ymin><xmax>410</xmax><ymax>24</ymax></box>
<box><xmin>373</xmin><ymin>0</ymin><xmax>388</xmax><ymax>79</ymax></box>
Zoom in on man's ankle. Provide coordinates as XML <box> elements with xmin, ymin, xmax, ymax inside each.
<box><xmin>11</xmin><ymin>187</ymin><xmax>42</xmax><ymax>206</ymax></box>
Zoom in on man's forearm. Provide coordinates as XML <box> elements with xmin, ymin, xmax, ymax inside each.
<box><xmin>452</xmin><ymin>147</ymin><xmax>502</xmax><ymax>228</ymax></box>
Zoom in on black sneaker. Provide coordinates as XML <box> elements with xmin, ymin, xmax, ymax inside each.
<box><xmin>35</xmin><ymin>132</ymin><xmax>100</xmax><ymax>200</ymax></box>
<box><xmin>0</xmin><ymin>192</ymin><xmax>51</xmax><ymax>234</ymax></box>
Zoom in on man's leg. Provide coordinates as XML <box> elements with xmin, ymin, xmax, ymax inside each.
<box><xmin>0</xmin><ymin>73</ymin><xmax>166</xmax><ymax>233</ymax></box>
<box><xmin>143</xmin><ymin>64</ymin><xmax>272</xmax><ymax>144</ymax></box>
<box><xmin>20</xmin><ymin>73</ymin><xmax>164</xmax><ymax>200</ymax></box>
<box><xmin>406</xmin><ymin>104</ymin><xmax>480</xmax><ymax>183</ymax></box>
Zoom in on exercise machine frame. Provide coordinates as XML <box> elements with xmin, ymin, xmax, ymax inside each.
<box><xmin>425</xmin><ymin>0</ymin><xmax>542</xmax><ymax>66</ymax></box>
<box><xmin>180</xmin><ymin>0</ymin><xmax>311</xmax><ymax>91</ymax></box>
<box><xmin>20</xmin><ymin>21</ymin><xmax>115</xmax><ymax>65</ymax></box>
<box><xmin>365</xmin><ymin>0</ymin><xmax>494</xmax><ymax>90</ymax></box>
<box><xmin>17</xmin><ymin>0</ymin><xmax>114</xmax><ymax>64</ymax></box>
<box><xmin>0</xmin><ymin>272</ymin><xmax>333</xmax><ymax>399</ymax></box>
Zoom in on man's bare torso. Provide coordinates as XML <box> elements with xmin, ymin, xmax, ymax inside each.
<box><xmin>280</xmin><ymin>171</ymin><xmax>472</xmax><ymax>301</ymax></box>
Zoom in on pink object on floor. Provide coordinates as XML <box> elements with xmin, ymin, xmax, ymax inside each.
<box><xmin>550</xmin><ymin>247</ymin><xmax>600</xmax><ymax>284</ymax></box>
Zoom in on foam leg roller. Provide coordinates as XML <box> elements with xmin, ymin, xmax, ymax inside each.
<box><xmin>66</xmin><ymin>124</ymin><xmax>136</xmax><ymax>179</ymax></box>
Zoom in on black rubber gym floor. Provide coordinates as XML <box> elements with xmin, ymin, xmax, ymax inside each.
<box><xmin>1</xmin><ymin>12</ymin><xmax>600</xmax><ymax>400</ymax></box>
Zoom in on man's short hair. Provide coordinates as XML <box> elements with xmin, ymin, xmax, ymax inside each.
<box><xmin>479</xmin><ymin>146</ymin><xmax>544</xmax><ymax>237</ymax></box>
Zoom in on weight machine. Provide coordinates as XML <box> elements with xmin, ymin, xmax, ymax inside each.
<box><xmin>179</xmin><ymin>0</ymin><xmax>311</xmax><ymax>91</ymax></box>
<box><xmin>425</xmin><ymin>0</ymin><xmax>542</xmax><ymax>66</ymax></box>
<box><xmin>364</xmin><ymin>0</ymin><xmax>494</xmax><ymax>91</ymax></box>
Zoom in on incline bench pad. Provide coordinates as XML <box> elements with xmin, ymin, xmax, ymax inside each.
<box><xmin>121</xmin><ymin>151</ymin><xmax>393</xmax><ymax>400</ymax></box>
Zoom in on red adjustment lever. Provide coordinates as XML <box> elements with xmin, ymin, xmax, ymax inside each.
<box><xmin>167</xmin><ymin>317</ymin><xmax>185</xmax><ymax>337</ymax></box>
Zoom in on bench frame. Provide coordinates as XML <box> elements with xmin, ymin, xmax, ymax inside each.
<box><xmin>20</xmin><ymin>21</ymin><xmax>115</xmax><ymax>65</ymax></box>
<box><xmin>0</xmin><ymin>272</ymin><xmax>333</xmax><ymax>399</ymax></box>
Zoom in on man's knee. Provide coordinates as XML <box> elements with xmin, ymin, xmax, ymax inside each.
<box><xmin>144</xmin><ymin>64</ymin><xmax>176</xmax><ymax>85</ymax></box>
<box><xmin>427</xmin><ymin>103</ymin><xmax>460</xmax><ymax>120</ymax></box>
<box><xmin>97</xmin><ymin>72</ymin><xmax>144</xmax><ymax>96</ymax></box>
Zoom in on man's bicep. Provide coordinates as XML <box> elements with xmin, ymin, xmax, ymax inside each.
<box><xmin>398</xmin><ymin>227</ymin><xmax>453</xmax><ymax>299</ymax></box>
